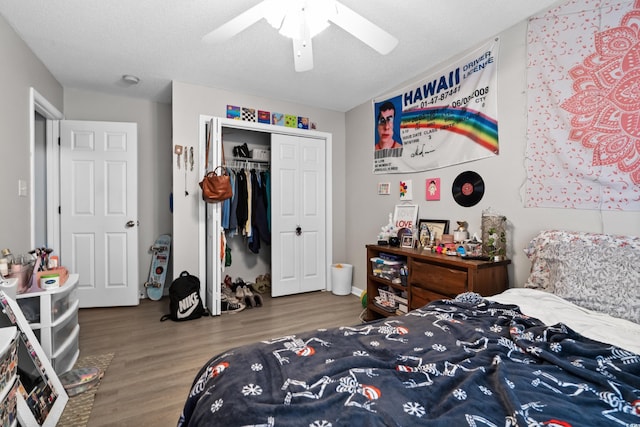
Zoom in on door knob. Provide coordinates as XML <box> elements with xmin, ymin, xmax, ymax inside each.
<box><xmin>125</xmin><ymin>220</ymin><xmax>139</xmax><ymax>228</ymax></box>
<box><xmin>296</xmin><ymin>226</ymin><xmax>302</xmax><ymax>236</ymax></box>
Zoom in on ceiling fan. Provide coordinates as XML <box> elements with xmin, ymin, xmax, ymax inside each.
<box><xmin>202</xmin><ymin>0</ymin><xmax>398</xmax><ymax>72</ymax></box>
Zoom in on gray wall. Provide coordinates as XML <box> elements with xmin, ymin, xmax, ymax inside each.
<box><xmin>0</xmin><ymin>14</ymin><xmax>63</xmax><ymax>255</ymax></box>
<box><xmin>345</xmin><ymin>21</ymin><xmax>640</xmax><ymax>294</ymax></box>
<box><xmin>63</xmin><ymin>89</ymin><xmax>173</xmax><ymax>294</ymax></box>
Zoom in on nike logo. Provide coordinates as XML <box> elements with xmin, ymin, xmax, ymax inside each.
<box><xmin>177</xmin><ymin>293</ymin><xmax>199</xmax><ymax>318</ymax></box>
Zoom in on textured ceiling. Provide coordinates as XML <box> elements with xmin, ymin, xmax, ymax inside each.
<box><xmin>0</xmin><ymin>0</ymin><xmax>561</xmax><ymax>112</ymax></box>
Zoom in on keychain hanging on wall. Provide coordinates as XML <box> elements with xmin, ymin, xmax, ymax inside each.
<box><xmin>174</xmin><ymin>145</ymin><xmax>183</xmax><ymax>169</ymax></box>
<box><xmin>184</xmin><ymin>145</ymin><xmax>190</xmax><ymax>196</ymax></box>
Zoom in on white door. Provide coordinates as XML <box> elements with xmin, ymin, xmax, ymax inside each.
<box><xmin>205</xmin><ymin>117</ymin><xmax>222</xmax><ymax>315</ymax></box>
<box><xmin>271</xmin><ymin>134</ymin><xmax>326</xmax><ymax>297</ymax></box>
<box><xmin>60</xmin><ymin>120</ymin><xmax>139</xmax><ymax>307</ymax></box>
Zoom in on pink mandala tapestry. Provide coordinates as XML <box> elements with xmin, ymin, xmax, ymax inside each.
<box><xmin>526</xmin><ymin>0</ymin><xmax>640</xmax><ymax>210</ymax></box>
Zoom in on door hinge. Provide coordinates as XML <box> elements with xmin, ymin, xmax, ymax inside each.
<box><xmin>58</xmin><ymin>137</ymin><xmax>61</xmax><ymax>146</ymax></box>
<box><xmin>58</xmin><ymin>206</ymin><xmax>61</xmax><ymax>214</ymax></box>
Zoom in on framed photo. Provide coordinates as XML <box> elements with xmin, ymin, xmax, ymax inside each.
<box><xmin>418</xmin><ymin>219</ymin><xmax>450</xmax><ymax>242</ymax></box>
<box><xmin>393</xmin><ymin>204</ymin><xmax>418</xmax><ymax>229</ymax></box>
<box><xmin>425</xmin><ymin>178</ymin><xmax>441</xmax><ymax>201</ymax></box>
<box><xmin>0</xmin><ymin>290</ymin><xmax>68</xmax><ymax>427</ymax></box>
<box><xmin>377</xmin><ymin>182</ymin><xmax>391</xmax><ymax>195</ymax></box>
<box><xmin>417</xmin><ymin>222</ymin><xmax>431</xmax><ymax>247</ymax></box>
<box><xmin>401</xmin><ymin>234</ymin><xmax>414</xmax><ymax>248</ymax></box>
<box><xmin>399</xmin><ymin>179</ymin><xmax>413</xmax><ymax>200</ymax></box>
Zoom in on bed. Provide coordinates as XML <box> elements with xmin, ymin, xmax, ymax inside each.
<box><xmin>179</xmin><ymin>230</ymin><xmax>640</xmax><ymax>426</ymax></box>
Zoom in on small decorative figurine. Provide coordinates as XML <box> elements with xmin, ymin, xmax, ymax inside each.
<box><xmin>377</xmin><ymin>213</ymin><xmax>397</xmax><ymax>243</ymax></box>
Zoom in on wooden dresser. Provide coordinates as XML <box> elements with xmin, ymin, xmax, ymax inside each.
<box><xmin>366</xmin><ymin>244</ymin><xmax>510</xmax><ymax>321</ymax></box>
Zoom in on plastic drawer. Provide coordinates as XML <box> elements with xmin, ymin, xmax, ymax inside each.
<box><xmin>370</xmin><ymin>257</ymin><xmax>404</xmax><ymax>283</ymax></box>
<box><xmin>15</xmin><ymin>280</ymin><xmax>78</xmax><ymax>325</ymax></box>
<box><xmin>51</xmin><ymin>285</ymin><xmax>78</xmax><ymax>323</ymax></box>
<box><xmin>51</xmin><ymin>311</ymin><xmax>78</xmax><ymax>351</ymax></box>
<box><xmin>15</xmin><ymin>298</ymin><xmax>40</xmax><ymax>324</ymax></box>
<box><xmin>51</xmin><ymin>326</ymin><xmax>79</xmax><ymax>374</ymax></box>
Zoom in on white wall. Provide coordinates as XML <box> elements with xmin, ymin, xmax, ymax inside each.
<box><xmin>171</xmin><ymin>81</ymin><xmax>347</xmax><ymax>282</ymax></box>
<box><xmin>0</xmin><ymin>14</ymin><xmax>63</xmax><ymax>255</ymax></box>
<box><xmin>345</xmin><ymin>21</ymin><xmax>640</xmax><ymax>293</ymax></box>
<box><xmin>63</xmin><ymin>89</ymin><xmax>173</xmax><ymax>294</ymax></box>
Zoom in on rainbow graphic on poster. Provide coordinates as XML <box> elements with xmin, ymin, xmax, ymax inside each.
<box><xmin>400</xmin><ymin>107</ymin><xmax>498</xmax><ymax>154</ymax></box>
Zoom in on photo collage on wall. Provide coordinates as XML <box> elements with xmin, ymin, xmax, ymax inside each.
<box><xmin>227</xmin><ymin>105</ymin><xmax>316</xmax><ymax>130</ymax></box>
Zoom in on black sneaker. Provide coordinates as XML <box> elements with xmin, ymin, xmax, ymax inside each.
<box><xmin>221</xmin><ymin>293</ymin><xmax>245</xmax><ymax>314</ymax></box>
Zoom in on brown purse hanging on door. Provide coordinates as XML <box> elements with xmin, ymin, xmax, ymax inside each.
<box><xmin>199</xmin><ymin>120</ymin><xmax>232</xmax><ymax>203</ymax></box>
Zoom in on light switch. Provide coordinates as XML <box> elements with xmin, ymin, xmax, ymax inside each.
<box><xmin>18</xmin><ymin>180</ymin><xmax>28</xmax><ymax>197</ymax></box>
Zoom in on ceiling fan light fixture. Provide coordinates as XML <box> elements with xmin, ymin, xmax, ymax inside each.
<box><xmin>266</xmin><ymin>0</ymin><xmax>335</xmax><ymax>40</ymax></box>
<box><xmin>201</xmin><ymin>0</ymin><xmax>397</xmax><ymax>73</ymax></box>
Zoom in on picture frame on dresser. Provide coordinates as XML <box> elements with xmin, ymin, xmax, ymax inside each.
<box><xmin>418</xmin><ymin>219</ymin><xmax>450</xmax><ymax>242</ymax></box>
<box><xmin>0</xmin><ymin>291</ymin><xmax>67</xmax><ymax>427</ymax></box>
<box><xmin>400</xmin><ymin>234</ymin><xmax>414</xmax><ymax>248</ymax></box>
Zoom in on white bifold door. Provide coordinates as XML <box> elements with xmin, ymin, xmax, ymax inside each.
<box><xmin>271</xmin><ymin>133</ymin><xmax>326</xmax><ymax>297</ymax></box>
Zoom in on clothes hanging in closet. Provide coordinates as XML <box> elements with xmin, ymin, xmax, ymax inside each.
<box><xmin>248</xmin><ymin>169</ymin><xmax>270</xmax><ymax>253</ymax></box>
<box><xmin>221</xmin><ymin>167</ymin><xmax>234</xmax><ymax>230</ymax></box>
<box><xmin>245</xmin><ymin>169</ymin><xmax>252</xmax><ymax>237</ymax></box>
<box><xmin>235</xmin><ymin>168</ymin><xmax>248</xmax><ymax>232</ymax></box>
<box><xmin>228</xmin><ymin>169</ymin><xmax>239</xmax><ymax>232</ymax></box>
<box><xmin>261</xmin><ymin>170</ymin><xmax>270</xmax><ymax>231</ymax></box>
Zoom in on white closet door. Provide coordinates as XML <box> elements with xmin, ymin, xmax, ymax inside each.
<box><xmin>205</xmin><ymin>117</ymin><xmax>222</xmax><ymax>315</ymax></box>
<box><xmin>271</xmin><ymin>134</ymin><xmax>326</xmax><ymax>296</ymax></box>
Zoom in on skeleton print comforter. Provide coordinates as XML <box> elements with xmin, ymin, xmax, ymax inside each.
<box><xmin>179</xmin><ymin>296</ymin><xmax>640</xmax><ymax>427</ymax></box>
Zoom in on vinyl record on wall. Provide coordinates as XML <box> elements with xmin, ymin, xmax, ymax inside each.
<box><xmin>452</xmin><ymin>171</ymin><xmax>485</xmax><ymax>207</ymax></box>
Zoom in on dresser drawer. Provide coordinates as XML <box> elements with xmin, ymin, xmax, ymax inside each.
<box><xmin>411</xmin><ymin>286</ymin><xmax>448</xmax><ymax>310</ymax></box>
<box><xmin>410</xmin><ymin>259</ymin><xmax>467</xmax><ymax>296</ymax></box>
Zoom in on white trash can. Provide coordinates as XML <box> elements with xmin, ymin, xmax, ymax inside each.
<box><xmin>331</xmin><ymin>263</ymin><xmax>353</xmax><ymax>296</ymax></box>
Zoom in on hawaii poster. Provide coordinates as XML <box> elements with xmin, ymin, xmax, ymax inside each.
<box><xmin>373</xmin><ymin>38</ymin><xmax>500</xmax><ymax>174</ymax></box>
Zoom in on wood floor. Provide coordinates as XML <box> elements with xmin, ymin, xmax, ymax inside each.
<box><xmin>78</xmin><ymin>290</ymin><xmax>363</xmax><ymax>426</ymax></box>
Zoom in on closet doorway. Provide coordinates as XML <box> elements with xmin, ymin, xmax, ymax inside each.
<box><xmin>198</xmin><ymin>117</ymin><xmax>333</xmax><ymax>315</ymax></box>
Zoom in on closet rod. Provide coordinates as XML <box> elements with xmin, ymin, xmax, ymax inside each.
<box><xmin>226</xmin><ymin>159</ymin><xmax>270</xmax><ymax>171</ymax></box>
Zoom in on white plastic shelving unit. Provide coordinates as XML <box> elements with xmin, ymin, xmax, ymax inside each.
<box><xmin>16</xmin><ymin>274</ymin><xmax>79</xmax><ymax>374</ymax></box>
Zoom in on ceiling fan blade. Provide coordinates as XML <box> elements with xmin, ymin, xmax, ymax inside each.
<box><xmin>202</xmin><ymin>1</ymin><xmax>268</xmax><ymax>43</ymax></box>
<box><xmin>329</xmin><ymin>1</ymin><xmax>398</xmax><ymax>55</ymax></box>
<box><xmin>292</xmin><ymin>38</ymin><xmax>313</xmax><ymax>72</ymax></box>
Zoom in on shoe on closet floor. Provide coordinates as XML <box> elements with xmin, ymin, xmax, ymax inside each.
<box><xmin>224</xmin><ymin>274</ymin><xmax>233</xmax><ymax>288</ymax></box>
<box><xmin>221</xmin><ymin>293</ymin><xmax>245</xmax><ymax>314</ymax></box>
<box><xmin>252</xmin><ymin>275</ymin><xmax>270</xmax><ymax>294</ymax></box>
<box><xmin>233</xmin><ymin>278</ymin><xmax>247</xmax><ymax>292</ymax></box>
<box><xmin>222</xmin><ymin>284</ymin><xmax>244</xmax><ymax>305</ymax></box>
<box><xmin>243</xmin><ymin>285</ymin><xmax>263</xmax><ymax>307</ymax></box>
<box><xmin>238</xmin><ymin>285</ymin><xmax>256</xmax><ymax>308</ymax></box>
